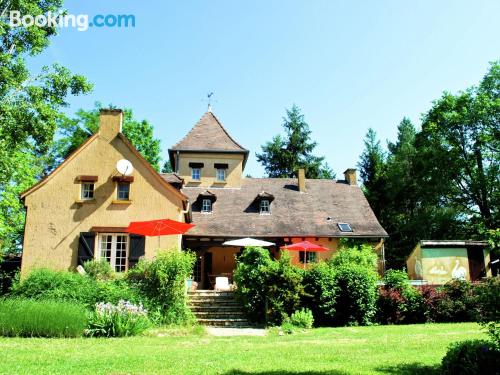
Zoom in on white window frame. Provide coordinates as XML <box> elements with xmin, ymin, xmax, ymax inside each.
<box><xmin>201</xmin><ymin>198</ymin><xmax>212</xmax><ymax>213</ymax></box>
<box><xmin>260</xmin><ymin>199</ymin><xmax>271</xmax><ymax>214</ymax></box>
<box><xmin>97</xmin><ymin>233</ymin><xmax>128</xmax><ymax>272</ymax></box>
<box><xmin>191</xmin><ymin>168</ymin><xmax>201</xmax><ymax>181</ymax></box>
<box><xmin>81</xmin><ymin>182</ymin><xmax>95</xmax><ymax>200</ymax></box>
<box><xmin>300</xmin><ymin>251</ymin><xmax>317</xmax><ymax>264</ymax></box>
<box><xmin>117</xmin><ymin>182</ymin><xmax>130</xmax><ymax>201</ymax></box>
<box><xmin>215</xmin><ymin>168</ymin><xmax>226</xmax><ymax>182</ymax></box>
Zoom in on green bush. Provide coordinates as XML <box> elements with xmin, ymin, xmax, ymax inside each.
<box><xmin>329</xmin><ymin>244</ymin><xmax>378</xmax><ymax>270</ymax></box>
<box><xmin>441</xmin><ymin>339</ymin><xmax>500</xmax><ymax>375</ymax></box>
<box><xmin>474</xmin><ymin>276</ymin><xmax>500</xmax><ymax>346</ymax></box>
<box><xmin>10</xmin><ymin>269</ymin><xmax>142</xmax><ymax>308</ymax></box>
<box><xmin>0</xmin><ymin>298</ymin><xmax>87</xmax><ymax>337</ymax></box>
<box><xmin>233</xmin><ymin>247</ymin><xmax>274</xmax><ymax>323</ymax></box>
<box><xmin>234</xmin><ymin>248</ymin><xmax>304</xmax><ymax>325</ymax></box>
<box><xmin>288</xmin><ymin>308</ymin><xmax>314</xmax><ymax>329</ymax></box>
<box><xmin>85</xmin><ymin>300</ymin><xmax>151</xmax><ymax>337</ymax></box>
<box><xmin>377</xmin><ymin>269</ymin><xmax>425</xmax><ymax>324</ymax></box>
<box><xmin>434</xmin><ymin>279</ymin><xmax>476</xmax><ymax>322</ymax></box>
<box><xmin>302</xmin><ymin>261</ymin><xmax>338</xmax><ymax>326</ymax></box>
<box><xmin>83</xmin><ymin>259</ymin><xmax>114</xmax><ymax>280</ymax></box>
<box><xmin>333</xmin><ymin>264</ymin><xmax>378</xmax><ymax>326</ymax></box>
<box><xmin>126</xmin><ymin>250</ymin><xmax>196</xmax><ymax>325</ymax></box>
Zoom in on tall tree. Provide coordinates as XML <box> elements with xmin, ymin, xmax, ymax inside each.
<box><xmin>358</xmin><ymin>128</ymin><xmax>386</xmax><ymax>218</ymax></box>
<box><xmin>418</xmin><ymin>61</ymin><xmax>500</xmax><ymax>230</ymax></box>
<box><xmin>51</xmin><ymin>103</ymin><xmax>163</xmax><ymax>171</ymax></box>
<box><xmin>256</xmin><ymin>105</ymin><xmax>335</xmax><ymax>179</ymax></box>
<box><xmin>0</xmin><ymin>0</ymin><xmax>92</xmax><ymax>254</ymax></box>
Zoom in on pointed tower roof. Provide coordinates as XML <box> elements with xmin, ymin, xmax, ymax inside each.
<box><xmin>169</xmin><ymin>111</ymin><xmax>249</xmax><ymax>169</ymax></box>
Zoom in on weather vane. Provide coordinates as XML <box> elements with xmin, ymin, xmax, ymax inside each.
<box><xmin>206</xmin><ymin>92</ymin><xmax>214</xmax><ymax>111</ymax></box>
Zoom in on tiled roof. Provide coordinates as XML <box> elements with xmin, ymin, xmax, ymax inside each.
<box><xmin>182</xmin><ymin>178</ymin><xmax>388</xmax><ymax>238</ymax></box>
<box><xmin>170</xmin><ymin>111</ymin><xmax>248</xmax><ymax>153</ymax></box>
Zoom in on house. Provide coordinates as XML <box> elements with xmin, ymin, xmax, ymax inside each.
<box><xmin>20</xmin><ymin>108</ymin><xmax>388</xmax><ymax>285</ymax></box>
<box><xmin>406</xmin><ymin>240</ymin><xmax>492</xmax><ymax>284</ymax></box>
<box><xmin>165</xmin><ymin>110</ymin><xmax>388</xmax><ymax>288</ymax></box>
<box><xmin>20</xmin><ymin>110</ymin><xmax>188</xmax><ymax>276</ymax></box>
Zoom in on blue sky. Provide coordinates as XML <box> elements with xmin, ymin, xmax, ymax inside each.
<box><xmin>30</xmin><ymin>0</ymin><xmax>500</xmax><ymax>177</ymax></box>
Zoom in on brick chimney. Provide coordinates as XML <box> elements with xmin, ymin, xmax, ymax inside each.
<box><xmin>99</xmin><ymin>109</ymin><xmax>123</xmax><ymax>140</ymax></box>
<box><xmin>344</xmin><ymin>168</ymin><xmax>357</xmax><ymax>186</ymax></box>
<box><xmin>298</xmin><ymin>168</ymin><xmax>306</xmax><ymax>192</ymax></box>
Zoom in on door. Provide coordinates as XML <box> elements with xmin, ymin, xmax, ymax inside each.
<box><xmin>203</xmin><ymin>252</ymin><xmax>213</xmax><ymax>289</ymax></box>
<box><xmin>98</xmin><ymin>233</ymin><xmax>128</xmax><ymax>272</ymax></box>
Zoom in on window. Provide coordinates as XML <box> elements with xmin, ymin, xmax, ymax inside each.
<box><xmin>81</xmin><ymin>183</ymin><xmax>94</xmax><ymax>200</ymax></box>
<box><xmin>98</xmin><ymin>234</ymin><xmax>128</xmax><ymax>272</ymax></box>
<box><xmin>299</xmin><ymin>251</ymin><xmax>317</xmax><ymax>264</ymax></box>
<box><xmin>260</xmin><ymin>199</ymin><xmax>270</xmax><ymax>214</ymax></box>
<box><xmin>201</xmin><ymin>199</ymin><xmax>212</xmax><ymax>213</ymax></box>
<box><xmin>117</xmin><ymin>182</ymin><xmax>130</xmax><ymax>200</ymax></box>
<box><xmin>338</xmin><ymin>223</ymin><xmax>353</xmax><ymax>232</ymax></box>
<box><xmin>216</xmin><ymin>168</ymin><xmax>226</xmax><ymax>182</ymax></box>
<box><xmin>192</xmin><ymin>168</ymin><xmax>201</xmax><ymax>181</ymax></box>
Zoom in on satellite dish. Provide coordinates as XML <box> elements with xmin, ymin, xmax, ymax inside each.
<box><xmin>116</xmin><ymin>159</ymin><xmax>134</xmax><ymax>176</ymax></box>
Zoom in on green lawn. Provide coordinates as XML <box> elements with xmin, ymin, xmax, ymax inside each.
<box><xmin>0</xmin><ymin>323</ymin><xmax>484</xmax><ymax>374</ymax></box>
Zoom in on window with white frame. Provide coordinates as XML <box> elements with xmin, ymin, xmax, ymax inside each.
<box><xmin>117</xmin><ymin>182</ymin><xmax>130</xmax><ymax>200</ymax></box>
<box><xmin>201</xmin><ymin>198</ymin><xmax>212</xmax><ymax>213</ymax></box>
<box><xmin>98</xmin><ymin>234</ymin><xmax>128</xmax><ymax>272</ymax></box>
<box><xmin>216</xmin><ymin>168</ymin><xmax>226</xmax><ymax>182</ymax></box>
<box><xmin>299</xmin><ymin>251</ymin><xmax>317</xmax><ymax>264</ymax></box>
<box><xmin>260</xmin><ymin>199</ymin><xmax>270</xmax><ymax>214</ymax></box>
<box><xmin>81</xmin><ymin>183</ymin><xmax>95</xmax><ymax>200</ymax></box>
<box><xmin>191</xmin><ymin>168</ymin><xmax>201</xmax><ymax>181</ymax></box>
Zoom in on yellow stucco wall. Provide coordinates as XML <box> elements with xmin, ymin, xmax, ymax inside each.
<box><xmin>176</xmin><ymin>152</ymin><xmax>244</xmax><ymax>188</ymax></box>
<box><xmin>21</xmin><ymin>131</ymin><xmax>184</xmax><ymax>277</ymax></box>
<box><xmin>285</xmin><ymin>237</ymin><xmax>339</xmax><ymax>267</ymax></box>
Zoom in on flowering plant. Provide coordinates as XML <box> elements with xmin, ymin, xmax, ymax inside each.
<box><xmin>85</xmin><ymin>300</ymin><xmax>150</xmax><ymax>337</ymax></box>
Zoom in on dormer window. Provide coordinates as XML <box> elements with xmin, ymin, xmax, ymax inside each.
<box><xmin>260</xmin><ymin>199</ymin><xmax>270</xmax><ymax>214</ymax></box>
<box><xmin>201</xmin><ymin>199</ymin><xmax>212</xmax><ymax>213</ymax></box>
<box><xmin>81</xmin><ymin>183</ymin><xmax>95</xmax><ymax>200</ymax></box>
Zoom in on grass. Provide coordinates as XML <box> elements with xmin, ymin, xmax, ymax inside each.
<box><xmin>0</xmin><ymin>322</ymin><xmax>485</xmax><ymax>374</ymax></box>
<box><xmin>0</xmin><ymin>299</ymin><xmax>88</xmax><ymax>338</ymax></box>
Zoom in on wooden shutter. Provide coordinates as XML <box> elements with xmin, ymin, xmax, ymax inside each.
<box><xmin>128</xmin><ymin>234</ymin><xmax>145</xmax><ymax>269</ymax></box>
<box><xmin>78</xmin><ymin>232</ymin><xmax>95</xmax><ymax>266</ymax></box>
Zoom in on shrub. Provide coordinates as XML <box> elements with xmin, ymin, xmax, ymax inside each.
<box><xmin>441</xmin><ymin>339</ymin><xmax>500</xmax><ymax>375</ymax></box>
<box><xmin>234</xmin><ymin>248</ymin><xmax>304</xmax><ymax>325</ymax></box>
<box><xmin>0</xmin><ymin>298</ymin><xmax>87</xmax><ymax>337</ymax></box>
<box><xmin>126</xmin><ymin>250</ymin><xmax>196</xmax><ymax>325</ymax></box>
<box><xmin>434</xmin><ymin>279</ymin><xmax>476</xmax><ymax>322</ymax></box>
<box><xmin>474</xmin><ymin>276</ymin><xmax>500</xmax><ymax>346</ymax></box>
<box><xmin>83</xmin><ymin>259</ymin><xmax>114</xmax><ymax>280</ymax></box>
<box><xmin>329</xmin><ymin>244</ymin><xmax>378</xmax><ymax>270</ymax></box>
<box><xmin>233</xmin><ymin>247</ymin><xmax>274</xmax><ymax>323</ymax></box>
<box><xmin>377</xmin><ymin>269</ymin><xmax>425</xmax><ymax>324</ymax></box>
<box><xmin>10</xmin><ymin>269</ymin><xmax>142</xmax><ymax>308</ymax></box>
<box><xmin>302</xmin><ymin>261</ymin><xmax>338</xmax><ymax>326</ymax></box>
<box><xmin>85</xmin><ymin>300</ymin><xmax>151</xmax><ymax>337</ymax></box>
<box><xmin>288</xmin><ymin>308</ymin><xmax>314</xmax><ymax>329</ymax></box>
<box><xmin>333</xmin><ymin>264</ymin><xmax>378</xmax><ymax>326</ymax></box>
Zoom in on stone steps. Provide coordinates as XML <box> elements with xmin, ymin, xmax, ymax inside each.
<box><xmin>188</xmin><ymin>290</ymin><xmax>252</xmax><ymax>328</ymax></box>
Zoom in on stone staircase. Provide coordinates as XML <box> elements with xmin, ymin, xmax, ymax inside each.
<box><xmin>188</xmin><ymin>290</ymin><xmax>252</xmax><ymax>327</ymax></box>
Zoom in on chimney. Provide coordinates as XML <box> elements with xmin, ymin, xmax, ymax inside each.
<box><xmin>344</xmin><ymin>168</ymin><xmax>357</xmax><ymax>186</ymax></box>
<box><xmin>99</xmin><ymin>109</ymin><xmax>123</xmax><ymax>140</ymax></box>
<box><xmin>298</xmin><ymin>168</ymin><xmax>306</xmax><ymax>192</ymax></box>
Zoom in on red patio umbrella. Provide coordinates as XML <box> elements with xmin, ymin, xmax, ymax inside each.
<box><xmin>280</xmin><ymin>240</ymin><xmax>329</xmax><ymax>268</ymax></box>
<box><xmin>126</xmin><ymin>219</ymin><xmax>195</xmax><ymax>248</ymax></box>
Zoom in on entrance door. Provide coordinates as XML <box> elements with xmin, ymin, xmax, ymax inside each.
<box><xmin>203</xmin><ymin>252</ymin><xmax>213</xmax><ymax>289</ymax></box>
<box><xmin>98</xmin><ymin>234</ymin><xmax>128</xmax><ymax>272</ymax></box>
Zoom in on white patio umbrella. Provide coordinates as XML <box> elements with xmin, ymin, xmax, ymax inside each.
<box><xmin>222</xmin><ymin>237</ymin><xmax>275</xmax><ymax>247</ymax></box>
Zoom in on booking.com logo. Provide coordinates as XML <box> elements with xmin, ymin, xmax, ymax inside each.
<box><xmin>8</xmin><ymin>11</ymin><xmax>135</xmax><ymax>32</ymax></box>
